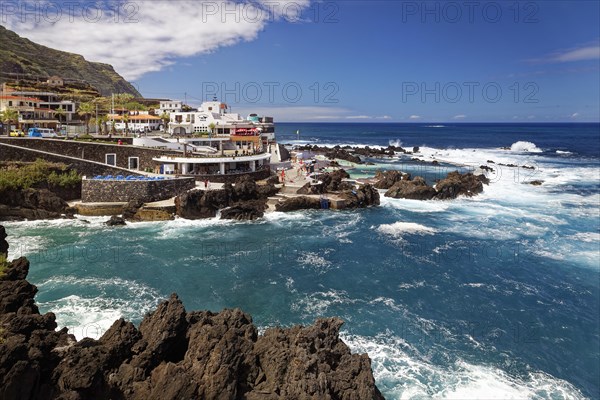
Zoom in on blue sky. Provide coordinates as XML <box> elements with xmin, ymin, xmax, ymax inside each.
<box><xmin>3</xmin><ymin>1</ymin><xmax>599</xmax><ymax>122</ymax></box>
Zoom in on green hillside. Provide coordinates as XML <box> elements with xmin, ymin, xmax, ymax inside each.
<box><xmin>0</xmin><ymin>25</ymin><xmax>141</xmax><ymax>97</ymax></box>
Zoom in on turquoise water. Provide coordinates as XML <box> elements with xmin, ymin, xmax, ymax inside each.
<box><xmin>4</xmin><ymin>124</ymin><xmax>599</xmax><ymax>399</ymax></box>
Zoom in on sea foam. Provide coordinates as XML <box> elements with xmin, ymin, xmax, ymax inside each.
<box><xmin>510</xmin><ymin>141</ymin><xmax>543</xmax><ymax>153</ymax></box>
<box><xmin>377</xmin><ymin>222</ymin><xmax>437</xmax><ymax>238</ymax></box>
<box><xmin>341</xmin><ymin>333</ymin><xmax>587</xmax><ymax>400</ymax></box>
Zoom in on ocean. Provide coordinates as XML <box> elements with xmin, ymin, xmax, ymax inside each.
<box><xmin>4</xmin><ymin>123</ymin><xmax>599</xmax><ymax>399</ymax></box>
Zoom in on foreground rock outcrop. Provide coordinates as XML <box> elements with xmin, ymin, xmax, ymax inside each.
<box><xmin>296</xmin><ymin>144</ymin><xmax>410</xmax><ymax>164</ymax></box>
<box><xmin>0</xmin><ymin>226</ymin><xmax>384</xmax><ymax>400</ymax></box>
<box><xmin>175</xmin><ymin>175</ymin><xmax>279</xmax><ymax>221</ymax></box>
<box><xmin>373</xmin><ymin>170</ymin><xmax>410</xmax><ymax>190</ymax></box>
<box><xmin>383</xmin><ymin>171</ymin><xmax>489</xmax><ymax>200</ymax></box>
<box><xmin>273</xmin><ymin>170</ymin><xmax>380</xmax><ymax>212</ymax></box>
<box><xmin>0</xmin><ymin>188</ymin><xmax>70</xmax><ymax>221</ymax></box>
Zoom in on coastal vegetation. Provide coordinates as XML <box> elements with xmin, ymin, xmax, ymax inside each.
<box><xmin>0</xmin><ymin>160</ymin><xmax>81</xmax><ymax>192</ymax></box>
<box><xmin>0</xmin><ymin>109</ymin><xmax>19</xmax><ymax>134</ymax></box>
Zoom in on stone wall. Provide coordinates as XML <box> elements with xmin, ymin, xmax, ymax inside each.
<box><xmin>188</xmin><ymin>168</ymin><xmax>272</xmax><ymax>184</ymax></box>
<box><xmin>82</xmin><ymin>177</ymin><xmax>196</xmax><ymax>203</ymax></box>
<box><xmin>0</xmin><ymin>138</ymin><xmax>178</xmax><ymax>171</ymax></box>
<box><xmin>0</xmin><ymin>142</ymin><xmax>137</xmax><ymax>177</ymax></box>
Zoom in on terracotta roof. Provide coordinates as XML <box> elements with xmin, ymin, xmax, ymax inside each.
<box><xmin>0</xmin><ymin>95</ymin><xmax>41</xmax><ymax>102</ymax></box>
<box><xmin>111</xmin><ymin>114</ymin><xmax>161</xmax><ymax>121</ymax></box>
<box><xmin>130</xmin><ymin>114</ymin><xmax>160</xmax><ymax>120</ymax></box>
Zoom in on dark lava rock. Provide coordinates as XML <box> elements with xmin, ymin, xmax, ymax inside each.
<box><xmin>413</xmin><ymin>146</ymin><xmax>420</xmax><ymax>153</ymax></box>
<box><xmin>176</xmin><ymin>177</ymin><xmax>280</xmax><ymax>220</ymax></box>
<box><xmin>0</xmin><ymin>188</ymin><xmax>69</xmax><ymax>221</ymax></box>
<box><xmin>373</xmin><ymin>170</ymin><xmax>406</xmax><ymax>189</ymax></box>
<box><xmin>325</xmin><ymin>147</ymin><xmax>362</xmax><ymax>164</ymax></box>
<box><xmin>121</xmin><ymin>199</ymin><xmax>144</xmax><ymax>221</ymax></box>
<box><xmin>338</xmin><ymin>184</ymin><xmax>380</xmax><ymax>208</ymax></box>
<box><xmin>105</xmin><ymin>216</ymin><xmax>126</xmax><ymax>226</ymax></box>
<box><xmin>220</xmin><ymin>200</ymin><xmax>266</xmax><ymax>221</ymax></box>
<box><xmin>265</xmin><ymin>174</ymin><xmax>280</xmax><ymax>185</ymax></box>
<box><xmin>385</xmin><ymin>176</ymin><xmax>438</xmax><ymax>200</ymax></box>
<box><xmin>0</xmin><ymin>255</ymin><xmax>76</xmax><ymax>400</ymax></box>
<box><xmin>297</xmin><ymin>169</ymin><xmax>352</xmax><ymax>195</ymax></box>
<box><xmin>384</xmin><ymin>171</ymin><xmax>489</xmax><ymax>200</ymax></box>
<box><xmin>528</xmin><ymin>180</ymin><xmax>544</xmax><ymax>186</ymax></box>
<box><xmin>434</xmin><ymin>171</ymin><xmax>488</xmax><ymax>199</ymax></box>
<box><xmin>0</xmin><ymin>224</ymin><xmax>385</xmax><ymax>400</ymax></box>
<box><xmin>275</xmin><ymin>196</ymin><xmax>322</xmax><ymax>212</ymax></box>
<box><xmin>479</xmin><ymin>165</ymin><xmax>495</xmax><ymax>172</ymax></box>
<box><xmin>498</xmin><ymin>163</ymin><xmax>518</xmax><ymax>168</ymax></box>
<box><xmin>0</xmin><ymin>225</ymin><xmax>8</xmax><ymax>258</ymax></box>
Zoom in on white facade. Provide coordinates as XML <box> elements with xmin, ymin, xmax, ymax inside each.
<box><xmin>168</xmin><ymin>101</ymin><xmax>275</xmax><ymax>142</ymax></box>
<box><xmin>111</xmin><ymin>112</ymin><xmax>162</xmax><ymax>133</ymax></box>
<box><xmin>156</xmin><ymin>100</ymin><xmax>183</xmax><ymax>115</ymax></box>
<box><xmin>7</xmin><ymin>91</ymin><xmax>77</xmax><ymax>122</ymax></box>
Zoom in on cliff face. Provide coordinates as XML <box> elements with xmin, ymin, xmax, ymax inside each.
<box><xmin>0</xmin><ymin>226</ymin><xmax>385</xmax><ymax>400</ymax></box>
<box><xmin>0</xmin><ymin>25</ymin><xmax>140</xmax><ymax>97</ymax></box>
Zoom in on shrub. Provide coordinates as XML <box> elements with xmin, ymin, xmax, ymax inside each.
<box><xmin>0</xmin><ymin>159</ymin><xmax>81</xmax><ymax>191</ymax></box>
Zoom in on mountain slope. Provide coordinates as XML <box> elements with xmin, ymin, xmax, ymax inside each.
<box><xmin>0</xmin><ymin>25</ymin><xmax>141</xmax><ymax>97</ymax></box>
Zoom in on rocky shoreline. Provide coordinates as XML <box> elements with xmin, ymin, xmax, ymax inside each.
<box><xmin>0</xmin><ymin>143</ymin><xmax>502</xmax><ymax>223</ymax></box>
<box><xmin>0</xmin><ymin>226</ymin><xmax>385</xmax><ymax>399</ymax></box>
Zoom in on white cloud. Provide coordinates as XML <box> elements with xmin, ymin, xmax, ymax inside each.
<box><xmin>346</xmin><ymin>115</ymin><xmax>372</xmax><ymax>119</ymax></box>
<box><xmin>234</xmin><ymin>106</ymin><xmax>350</xmax><ymax>122</ymax></box>
<box><xmin>527</xmin><ymin>43</ymin><xmax>600</xmax><ymax>64</ymax></box>
<box><xmin>409</xmin><ymin>115</ymin><xmax>421</xmax><ymax>120</ymax></box>
<box><xmin>376</xmin><ymin>115</ymin><xmax>392</xmax><ymax>120</ymax></box>
<box><xmin>570</xmin><ymin>112</ymin><xmax>580</xmax><ymax>119</ymax></box>
<box><xmin>452</xmin><ymin>114</ymin><xmax>466</xmax><ymax>119</ymax></box>
<box><xmin>527</xmin><ymin>115</ymin><xmax>536</xmax><ymax>119</ymax></box>
<box><xmin>312</xmin><ymin>115</ymin><xmax>340</xmax><ymax>120</ymax></box>
<box><xmin>551</xmin><ymin>45</ymin><xmax>600</xmax><ymax>62</ymax></box>
<box><xmin>3</xmin><ymin>1</ymin><xmax>312</xmax><ymax>80</ymax></box>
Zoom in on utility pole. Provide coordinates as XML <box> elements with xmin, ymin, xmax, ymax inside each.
<box><xmin>111</xmin><ymin>93</ymin><xmax>114</xmax><ymax>134</ymax></box>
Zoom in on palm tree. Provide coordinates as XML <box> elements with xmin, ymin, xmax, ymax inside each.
<box><xmin>208</xmin><ymin>122</ymin><xmax>216</xmax><ymax>138</ymax></box>
<box><xmin>126</xmin><ymin>102</ymin><xmax>146</xmax><ymax>114</ymax></box>
<box><xmin>0</xmin><ymin>109</ymin><xmax>19</xmax><ymax>135</ymax></box>
<box><xmin>54</xmin><ymin>107</ymin><xmax>66</xmax><ymax>123</ymax></box>
<box><xmin>77</xmin><ymin>102</ymin><xmax>94</xmax><ymax>135</ymax></box>
<box><xmin>54</xmin><ymin>107</ymin><xmax>66</xmax><ymax>135</ymax></box>
<box><xmin>123</xmin><ymin>114</ymin><xmax>130</xmax><ymax>136</ymax></box>
<box><xmin>98</xmin><ymin>115</ymin><xmax>108</xmax><ymax>135</ymax></box>
<box><xmin>159</xmin><ymin>112</ymin><xmax>170</xmax><ymax>132</ymax></box>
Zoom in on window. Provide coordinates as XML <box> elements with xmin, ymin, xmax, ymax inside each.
<box><xmin>105</xmin><ymin>153</ymin><xmax>116</xmax><ymax>166</ymax></box>
<box><xmin>128</xmin><ymin>157</ymin><xmax>139</xmax><ymax>170</ymax></box>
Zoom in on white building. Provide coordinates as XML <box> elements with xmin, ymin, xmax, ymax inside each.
<box><xmin>46</xmin><ymin>76</ymin><xmax>64</xmax><ymax>87</ymax></box>
<box><xmin>168</xmin><ymin>101</ymin><xmax>275</xmax><ymax>143</ymax></box>
<box><xmin>132</xmin><ymin>100</ymin><xmax>276</xmax><ymax>178</ymax></box>
<box><xmin>6</xmin><ymin>90</ymin><xmax>77</xmax><ymax>122</ymax></box>
<box><xmin>0</xmin><ymin>94</ymin><xmax>59</xmax><ymax>130</ymax></box>
<box><xmin>155</xmin><ymin>100</ymin><xmax>183</xmax><ymax>115</ymax></box>
<box><xmin>110</xmin><ymin>111</ymin><xmax>162</xmax><ymax>133</ymax></box>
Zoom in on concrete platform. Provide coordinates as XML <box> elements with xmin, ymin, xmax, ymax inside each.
<box><xmin>73</xmin><ymin>202</ymin><xmax>126</xmax><ymax>216</ymax></box>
